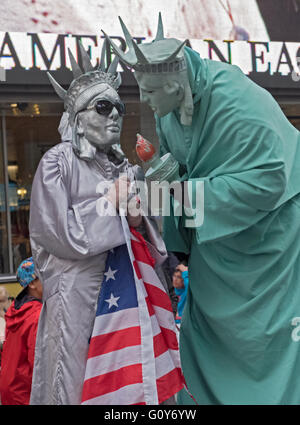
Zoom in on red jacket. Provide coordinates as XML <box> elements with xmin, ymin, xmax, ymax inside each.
<box><xmin>0</xmin><ymin>294</ymin><xmax>42</xmax><ymax>405</ymax></box>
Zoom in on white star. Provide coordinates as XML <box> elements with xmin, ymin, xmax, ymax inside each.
<box><xmin>105</xmin><ymin>293</ymin><xmax>120</xmax><ymax>309</ymax></box>
<box><xmin>104</xmin><ymin>267</ymin><xmax>117</xmax><ymax>281</ymax></box>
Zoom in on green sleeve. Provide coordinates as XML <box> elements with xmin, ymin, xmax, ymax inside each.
<box><xmin>155</xmin><ymin>117</ymin><xmax>169</xmax><ymax>156</ymax></box>
<box><xmin>185</xmin><ymin>129</ymin><xmax>287</xmax><ymax>244</ymax></box>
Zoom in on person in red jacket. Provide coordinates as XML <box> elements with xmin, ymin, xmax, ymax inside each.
<box><xmin>0</xmin><ymin>257</ymin><xmax>43</xmax><ymax>405</ymax></box>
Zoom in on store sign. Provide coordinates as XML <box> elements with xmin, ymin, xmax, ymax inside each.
<box><xmin>0</xmin><ymin>31</ymin><xmax>300</xmax><ymax>87</ymax></box>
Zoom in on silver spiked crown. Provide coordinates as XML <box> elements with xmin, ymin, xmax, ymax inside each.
<box><xmin>47</xmin><ymin>40</ymin><xmax>122</xmax><ymax>123</ymax></box>
<box><xmin>102</xmin><ymin>13</ymin><xmax>187</xmax><ymax>74</ymax></box>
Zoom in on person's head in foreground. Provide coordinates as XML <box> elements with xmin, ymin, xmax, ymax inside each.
<box><xmin>16</xmin><ymin>257</ymin><xmax>43</xmax><ymax>300</ymax></box>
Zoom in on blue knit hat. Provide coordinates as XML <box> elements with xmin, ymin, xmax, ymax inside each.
<box><xmin>16</xmin><ymin>257</ymin><xmax>36</xmax><ymax>288</ymax></box>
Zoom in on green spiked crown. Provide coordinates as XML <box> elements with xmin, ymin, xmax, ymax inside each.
<box><xmin>102</xmin><ymin>13</ymin><xmax>187</xmax><ymax>74</ymax></box>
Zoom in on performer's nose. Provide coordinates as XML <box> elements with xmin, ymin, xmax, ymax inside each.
<box><xmin>110</xmin><ymin>106</ymin><xmax>119</xmax><ymax>119</ymax></box>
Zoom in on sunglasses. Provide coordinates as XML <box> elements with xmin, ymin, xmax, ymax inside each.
<box><xmin>86</xmin><ymin>99</ymin><xmax>126</xmax><ymax>117</ymax></box>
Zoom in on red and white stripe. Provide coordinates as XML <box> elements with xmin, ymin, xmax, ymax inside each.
<box><xmin>130</xmin><ymin>227</ymin><xmax>184</xmax><ymax>404</ymax></box>
<box><xmin>81</xmin><ymin>217</ymin><xmax>184</xmax><ymax>405</ymax></box>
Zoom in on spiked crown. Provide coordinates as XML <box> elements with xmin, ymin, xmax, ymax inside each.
<box><xmin>102</xmin><ymin>13</ymin><xmax>187</xmax><ymax>74</ymax></box>
<box><xmin>48</xmin><ymin>40</ymin><xmax>121</xmax><ymax>123</ymax></box>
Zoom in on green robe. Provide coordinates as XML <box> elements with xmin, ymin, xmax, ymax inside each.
<box><xmin>156</xmin><ymin>47</ymin><xmax>300</xmax><ymax>404</ymax></box>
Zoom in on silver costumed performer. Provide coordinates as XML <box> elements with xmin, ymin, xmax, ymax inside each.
<box><xmin>29</xmin><ymin>42</ymin><xmax>167</xmax><ymax>405</ymax></box>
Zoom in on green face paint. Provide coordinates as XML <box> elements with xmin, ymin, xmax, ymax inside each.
<box><xmin>134</xmin><ymin>72</ymin><xmax>183</xmax><ymax>117</ymax></box>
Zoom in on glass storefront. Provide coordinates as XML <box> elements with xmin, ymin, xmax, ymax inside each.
<box><xmin>0</xmin><ymin>113</ymin><xmax>10</xmax><ymax>274</ymax></box>
<box><xmin>0</xmin><ymin>103</ymin><xmax>63</xmax><ymax>276</ymax></box>
<box><xmin>280</xmin><ymin>103</ymin><xmax>300</xmax><ymax>132</ymax></box>
<box><xmin>7</xmin><ymin>110</ymin><xmax>63</xmax><ymax>272</ymax></box>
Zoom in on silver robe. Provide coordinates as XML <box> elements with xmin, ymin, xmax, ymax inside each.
<box><xmin>29</xmin><ymin>139</ymin><xmax>167</xmax><ymax>405</ymax></box>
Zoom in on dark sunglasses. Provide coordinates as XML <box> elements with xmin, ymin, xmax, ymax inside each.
<box><xmin>87</xmin><ymin>99</ymin><xmax>126</xmax><ymax>117</ymax></box>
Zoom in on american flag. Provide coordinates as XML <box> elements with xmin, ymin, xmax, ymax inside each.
<box><xmin>81</xmin><ymin>216</ymin><xmax>185</xmax><ymax>405</ymax></box>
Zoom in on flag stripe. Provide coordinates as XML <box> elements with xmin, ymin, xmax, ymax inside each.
<box><xmin>152</xmin><ymin>304</ymin><xmax>179</xmax><ymax>331</ymax></box>
<box><xmin>153</xmin><ymin>327</ymin><xmax>179</xmax><ymax>358</ymax></box>
<box><xmin>131</xmin><ymin>239</ymin><xmax>154</xmax><ymax>266</ymax></box>
<box><xmin>84</xmin><ymin>345</ymin><xmax>142</xmax><ymax>380</ymax></box>
<box><xmin>150</xmin><ymin>313</ymin><xmax>180</xmax><ymax>344</ymax></box>
<box><xmin>87</xmin><ymin>326</ymin><xmax>141</xmax><ymax>358</ymax></box>
<box><xmin>145</xmin><ymin>295</ymin><xmax>155</xmax><ymax>317</ymax></box>
<box><xmin>150</xmin><ymin>312</ymin><xmax>161</xmax><ymax>336</ymax></box>
<box><xmin>81</xmin><ymin>383</ymin><xmax>146</xmax><ymax>405</ymax></box>
<box><xmin>81</xmin><ymin>364</ymin><xmax>143</xmax><ymax>403</ymax></box>
<box><xmin>130</xmin><ymin>233</ymin><xmax>140</xmax><ymax>242</ymax></box>
<box><xmin>144</xmin><ymin>282</ymin><xmax>173</xmax><ymax>313</ymax></box>
<box><xmin>81</xmin><ymin>225</ymin><xmax>185</xmax><ymax>405</ymax></box>
<box><xmin>136</xmin><ymin>261</ymin><xmax>164</xmax><ymax>290</ymax></box>
<box><xmin>91</xmin><ymin>307</ymin><xmax>139</xmax><ymax>336</ymax></box>
<box><xmin>155</xmin><ymin>350</ymin><xmax>182</xmax><ymax>379</ymax></box>
<box><xmin>133</xmin><ymin>260</ymin><xmax>142</xmax><ymax>280</ymax></box>
<box><xmin>157</xmin><ymin>368</ymin><xmax>184</xmax><ymax>404</ymax></box>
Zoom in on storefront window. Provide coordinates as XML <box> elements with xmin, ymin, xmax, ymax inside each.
<box><xmin>0</xmin><ymin>113</ymin><xmax>10</xmax><ymax>274</ymax></box>
<box><xmin>5</xmin><ymin>102</ymin><xmax>63</xmax><ymax>273</ymax></box>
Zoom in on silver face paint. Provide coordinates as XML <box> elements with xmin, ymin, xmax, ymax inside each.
<box><xmin>77</xmin><ymin>86</ymin><xmax>123</xmax><ymax>151</ymax></box>
<box><xmin>48</xmin><ymin>39</ymin><xmax>123</xmax><ymax>160</ymax></box>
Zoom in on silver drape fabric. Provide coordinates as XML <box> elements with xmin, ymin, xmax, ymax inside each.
<box><xmin>29</xmin><ymin>139</ymin><xmax>166</xmax><ymax>405</ymax></box>
<box><xmin>58</xmin><ymin>112</ymin><xmax>72</xmax><ymax>142</ymax></box>
<box><xmin>59</xmin><ymin>110</ymin><xmax>97</xmax><ymax>161</ymax></box>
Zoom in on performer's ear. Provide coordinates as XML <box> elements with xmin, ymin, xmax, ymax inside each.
<box><xmin>77</xmin><ymin>114</ymin><xmax>85</xmax><ymax>136</ymax></box>
<box><xmin>176</xmin><ymin>85</ymin><xmax>184</xmax><ymax>101</ymax></box>
<box><xmin>164</xmin><ymin>81</ymin><xmax>178</xmax><ymax>94</ymax></box>
<box><xmin>73</xmin><ymin>112</ymin><xmax>96</xmax><ymax>161</ymax></box>
<box><xmin>164</xmin><ymin>81</ymin><xmax>184</xmax><ymax>101</ymax></box>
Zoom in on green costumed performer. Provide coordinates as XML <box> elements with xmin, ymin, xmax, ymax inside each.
<box><xmin>103</xmin><ymin>14</ymin><xmax>300</xmax><ymax>404</ymax></box>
